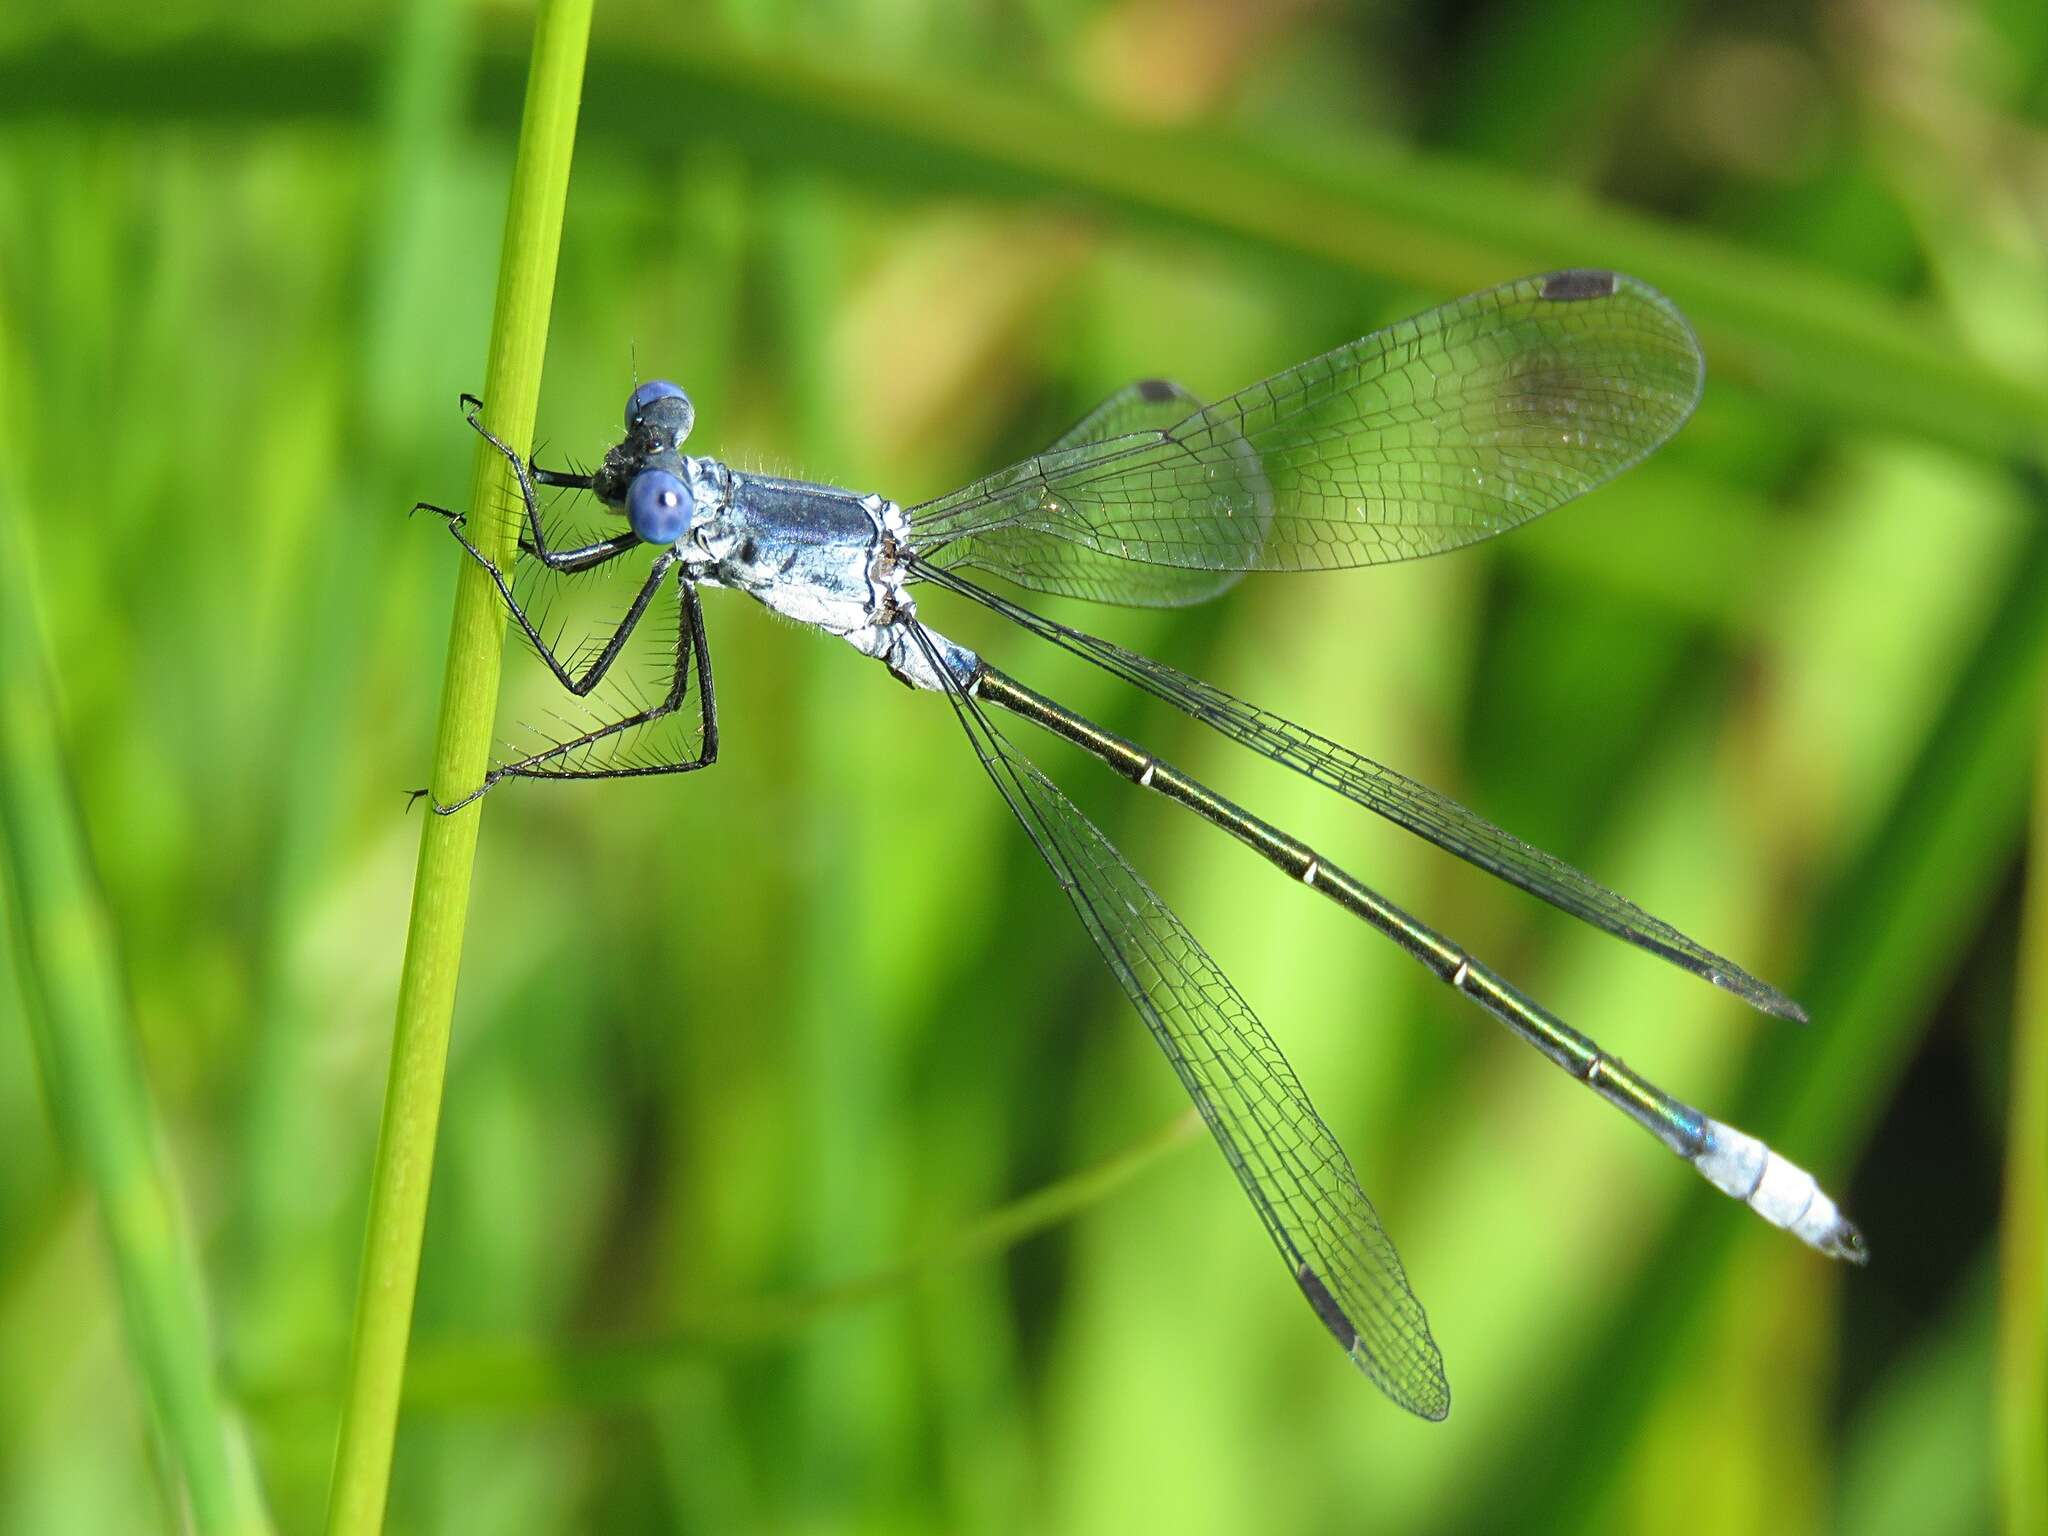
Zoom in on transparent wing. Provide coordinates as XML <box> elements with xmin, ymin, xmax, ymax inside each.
<box><xmin>1048</xmin><ymin>377</ymin><xmax>1207</xmax><ymax>452</ymax></box>
<box><xmin>913</xmin><ymin>629</ymin><xmax>1450</xmax><ymax>1418</ymax></box>
<box><xmin>914</xmin><ymin>558</ymin><xmax>1805</xmax><ymax>1022</ymax></box>
<box><xmin>912</xmin><ymin>270</ymin><xmax>1701</xmax><ymax>606</ymax></box>
<box><xmin>943</xmin><ymin>376</ymin><xmax>1265</xmax><ymax>607</ymax></box>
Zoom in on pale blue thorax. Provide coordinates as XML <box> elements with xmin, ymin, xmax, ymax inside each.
<box><xmin>670</xmin><ymin>455</ymin><xmax>976</xmax><ymax>693</ymax></box>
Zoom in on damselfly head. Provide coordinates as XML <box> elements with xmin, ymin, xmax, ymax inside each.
<box><xmin>593</xmin><ymin>380</ymin><xmax>699</xmax><ymax>510</ymax></box>
<box><xmin>624</xmin><ymin>379</ymin><xmax>696</xmax><ymax>449</ymax></box>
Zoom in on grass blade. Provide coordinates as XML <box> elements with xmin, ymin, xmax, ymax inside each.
<box><xmin>2002</xmin><ymin>697</ymin><xmax>2048</xmax><ymax>1536</ymax></box>
<box><xmin>6</xmin><ymin>31</ymin><xmax>2044</xmax><ymax>461</ymax></box>
<box><xmin>587</xmin><ymin>40</ymin><xmax>2043</xmax><ymax>461</ymax></box>
<box><xmin>0</xmin><ymin>499</ymin><xmax>272</xmax><ymax>1534</ymax></box>
<box><xmin>320</xmin><ymin>3</ymin><xmax>592</xmax><ymax>1531</ymax></box>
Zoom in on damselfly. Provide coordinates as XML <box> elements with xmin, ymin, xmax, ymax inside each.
<box><xmin>416</xmin><ymin>270</ymin><xmax>1864</xmax><ymax>1420</ymax></box>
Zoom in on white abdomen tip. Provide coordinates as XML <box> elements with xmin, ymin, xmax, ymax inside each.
<box><xmin>1696</xmin><ymin>1118</ymin><xmax>1866</xmax><ymax>1264</ymax></box>
<box><xmin>1791</xmin><ymin>1192</ymin><xmax>1868</xmax><ymax>1262</ymax></box>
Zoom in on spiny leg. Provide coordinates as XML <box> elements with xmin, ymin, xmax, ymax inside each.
<box><xmin>414</xmin><ymin>497</ymin><xmax>639</xmax><ymax>573</ymax></box>
<box><xmin>409</xmin><ymin>392</ymin><xmax>640</xmax><ymax>627</ymax></box>
<box><xmin>453</xmin><ymin>392</ymin><xmax>631</xmax><ymax>573</ymax></box>
<box><xmin>424</xmin><ymin>514</ymin><xmax>678</xmax><ymax>696</ymax></box>
<box><xmin>410</xmin><ymin>391</ymin><xmax>654</xmax><ymax>689</ymax></box>
<box><xmin>416</xmin><ymin>577</ymin><xmax>719</xmax><ymax>814</ymax></box>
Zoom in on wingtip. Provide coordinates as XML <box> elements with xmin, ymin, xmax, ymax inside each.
<box><xmin>1353</xmin><ymin>1342</ymin><xmax>1451</xmax><ymax>1422</ymax></box>
<box><xmin>1302</xmin><ymin>1262</ymin><xmax>1453</xmax><ymax>1420</ymax></box>
<box><xmin>1708</xmin><ymin>966</ymin><xmax>1810</xmax><ymax>1025</ymax></box>
<box><xmin>1764</xmin><ymin>991</ymin><xmax>1812</xmax><ymax>1026</ymax></box>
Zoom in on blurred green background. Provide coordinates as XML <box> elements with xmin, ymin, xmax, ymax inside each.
<box><xmin>2</xmin><ymin>0</ymin><xmax>2045</xmax><ymax>1531</ymax></box>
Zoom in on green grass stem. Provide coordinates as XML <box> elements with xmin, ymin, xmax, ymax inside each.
<box><xmin>0</xmin><ymin>501</ymin><xmax>272</xmax><ymax>1535</ymax></box>
<box><xmin>2001</xmin><ymin>697</ymin><xmax>2048</xmax><ymax>1536</ymax></box>
<box><xmin>321</xmin><ymin>3</ymin><xmax>592</xmax><ymax>1531</ymax></box>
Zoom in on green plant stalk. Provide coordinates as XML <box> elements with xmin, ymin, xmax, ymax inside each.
<box><xmin>398</xmin><ymin>1110</ymin><xmax>1203</xmax><ymax>1411</ymax></box>
<box><xmin>0</xmin><ymin>506</ymin><xmax>272</xmax><ymax>1535</ymax></box>
<box><xmin>2001</xmin><ymin>693</ymin><xmax>2048</xmax><ymax>1536</ymax></box>
<box><xmin>321</xmin><ymin>2</ymin><xmax>592</xmax><ymax>1531</ymax></box>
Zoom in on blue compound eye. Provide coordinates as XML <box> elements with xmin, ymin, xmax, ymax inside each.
<box><xmin>625</xmin><ymin>379</ymin><xmax>688</xmax><ymax>427</ymax></box>
<box><xmin>626</xmin><ymin>469</ymin><xmax>692</xmax><ymax>544</ymax></box>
